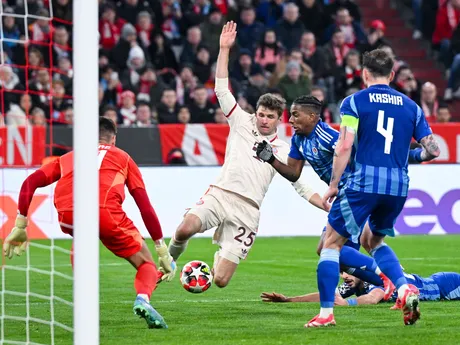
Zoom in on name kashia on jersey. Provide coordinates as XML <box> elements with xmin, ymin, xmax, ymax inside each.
<box><xmin>369</xmin><ymin>93</ymin><xmax>403</xmax><ymax>106</ymax></box>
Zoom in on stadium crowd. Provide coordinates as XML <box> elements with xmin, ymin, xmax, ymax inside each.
<box><xmin>0</xmin><ymin>0</ymin><xmax>457</xmax><ymax>127</ymax></box>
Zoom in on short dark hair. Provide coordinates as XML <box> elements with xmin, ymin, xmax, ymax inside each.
<box><xmin>362</xmin><ymin>49</ymin><xmax>394</xmax><ymax>78</ymax></box>
<box><xmin>99</xmin><ymin>116</ymin><xmax>117</xmax><ymax>142</ymax></box>
<box><xmin>292</xmin><ymin>95</ymin><xmax>322</xmax><ymax>115</ymax></box>
<box><xmin>256</xmin><ymin>93</ymin><xmax>286</xmax><ymax>117</ymax></box>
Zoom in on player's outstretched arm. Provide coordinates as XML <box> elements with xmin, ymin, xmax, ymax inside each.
<box><xmin>4</xmin><ymin>160</ymin><xmax>61</xmax><ymax>259</ymax></box>
<box><xmin>261</xmin><ymin>292</ymin><xmax>321</xmax><ymax>303</ymax></box>
<box><xmin>215</xmin><ymin>21</ymin><xmax>238</xmax><ymax>116</ymax></box>
<box><xmin>410</xmin><ymin>134</ymin><xmax>441</xmax><ymax>163</ymax></box>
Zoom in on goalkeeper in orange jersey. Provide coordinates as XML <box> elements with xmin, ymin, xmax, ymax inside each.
<box><xmin>3</xmin><ymin>117</ymin><xmax>175</xmax><ymax>329</ymax></box>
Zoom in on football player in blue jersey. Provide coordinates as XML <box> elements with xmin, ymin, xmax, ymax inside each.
<box><xmin>261</xmin><ymin>271</ymin><xmax>460</xmax><ymax>308</ymax></box>
<box><xmin>256</xmin><ymin>49</ymin><xmax>441</xmax><ymax>327</ymax></box>
<box><xmin>256</xmin><ymin>95</ymin><xmax>393</xmax><ymax>290</ymax></box>
<box><xmin>315</xmin><ymin>49</ymin><xmax>440</xmax><ymax>327</ymax></box>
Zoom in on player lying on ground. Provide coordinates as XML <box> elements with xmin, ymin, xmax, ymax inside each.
<box><xmin>254</xmin><ymin>95</ymin><xmax>394</xmax><ymax>295</ymax></box>
<box><xmin>257</xmin><ymin>49</ymin><xmax>441</xmax><ymax>327</ymax></box>
<box><xmin>261</xmin><ymin>271</ymin><xmax>460</xmax><ymax>307</ymax></box>
<box><xmin>166</xmin><ymin>21</ymin><xmax>326</xmax><ymax>288</ymax></box>
<box><xmin>3</xmin><ymin>117</ymin><xmax>175</xmax><ymax>329</ymax></box>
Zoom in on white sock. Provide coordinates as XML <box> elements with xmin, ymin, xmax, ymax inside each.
<box><xmin>168</xmin><ymin>236</ymin><xmax>189</xmax><ymax>261</ymax></box>
<box><xmin>398</xmin><ymin>284</ymin><xmax>410</xmax><ymax>298</ymax></box>
<box><xmin>138</xmin><ymin>294</ymin><xmax>149</xmax><ymax>302</ymax></box>
<box><xmin>319</xmin><ymin>308</ymin><xmax>333</xmax><ymax>319</ymax></box>
<box><xmin>375</xmin><ymin>267</ymin><xmax>382</xmax><ymax>275</ymax></box>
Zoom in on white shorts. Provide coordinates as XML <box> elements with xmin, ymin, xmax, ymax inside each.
<box><xmin>186</xmin><ymin>186</ymin><xmax>260</xmax><ymax>264</ymax></box>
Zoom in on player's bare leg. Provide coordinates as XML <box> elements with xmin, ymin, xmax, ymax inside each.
<box><xmin>306</xmin><ymin>224</ymin><xmax>347</xmax><ymax>328</ymax></box>
<box><xmin>213</xmin><ymin>252</ymin><xmax>238</xmax><ymax>288</ymax></box>
<box><xmin>168</xmin><ymin>214</ymin><xmax>202</xmax><ymax>261</ymax></box>
<box><xmin>368</xmin><ymin>233</ymin><xmax>420</xmax><ymax>325</ymax></box>
<box><xmin>127</xmin><ymin>241</ymin><xmax>168</xmax><ymax>329</ymax></box>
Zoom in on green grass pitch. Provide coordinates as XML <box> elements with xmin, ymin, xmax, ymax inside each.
<box><xmin>2</xmin><ymin>235</ymin><xmax>460</xmax><ymax>345</ymax></box>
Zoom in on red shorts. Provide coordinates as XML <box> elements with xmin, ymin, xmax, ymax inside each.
<box><xmin>58</xmin><ymin>208</ymin><xmax>143</xmax><ymax>258</ymax></box>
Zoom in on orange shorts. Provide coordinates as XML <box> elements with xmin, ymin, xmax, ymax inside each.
<box><xmin>58</xmin><ymin>208</ymin><xmax>143</xmax><ymax>258</ymax></box>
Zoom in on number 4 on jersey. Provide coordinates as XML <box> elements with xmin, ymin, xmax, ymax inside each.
<box><xmin>377</xmin><ymin>110</ymin><xmax>394</xmax><ymax>154</ymax></box>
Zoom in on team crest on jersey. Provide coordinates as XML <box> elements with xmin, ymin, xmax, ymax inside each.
<box><xmin>312</xmin><ymin>147</ymin><xmax>318</xmax><ymax>155</ymax></box>
<box><xmin>273</xmin><ymin>147</ymin><xmax>278</xmax><ymax>154</ymax></box>
<box><xmin>196</xmin><ymin>199</ymin><xmax>204</xmax><ymax>205</ymax></box>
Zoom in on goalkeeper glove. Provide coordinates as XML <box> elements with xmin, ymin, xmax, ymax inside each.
<box><xmin>256</xmin><ymin>141</ymin><xmax>275</xmax><ymax>163</ymax></box>
<box><xmin>3</xmin><ymin>215</ymin><xmax>28</xmax><ymax>259</ymax></box>
<box><xmin>155</xmin><ymin>241</ymin><xmax>177</xmax><ymax>282</ymax></box>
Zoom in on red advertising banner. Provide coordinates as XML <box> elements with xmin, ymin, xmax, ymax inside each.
<box><xmin>0</xmin><ymin>126</ymin><xmax>46</xmax><ymax>167</ymax></box>
<box><xmin>159</xmin><ymin>123</ymin><xmax>460</xmax><ymax>165</ymax></box>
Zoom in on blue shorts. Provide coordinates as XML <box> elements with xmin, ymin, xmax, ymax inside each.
<box><xmin>431</xmin><ymin>272</ymin><xmax>460</xmax><ymax>300</ymax></box>
<box><xmin>328</xmin><ymin>189</ymin><xmax>406</xmax><ymax>243</ymax></box>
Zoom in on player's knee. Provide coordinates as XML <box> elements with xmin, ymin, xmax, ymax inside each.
<box><xmin>213</xmin><ymin>274</ymin><xmax>230</xmax><ymax>288</ymax></box>
<box><xmin>175</xmin><ymin>215</ymin><xmax>201</xmax><ymax>241</ymax></box>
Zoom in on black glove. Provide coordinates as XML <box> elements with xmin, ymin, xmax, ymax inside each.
<box><xmin>256</xmin><ymin>140</ymin><xmax>275</xmax><ymax>163</ymax></box>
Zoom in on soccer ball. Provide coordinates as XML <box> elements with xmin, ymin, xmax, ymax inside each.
<box><xmin>180</xmin><ymin>260</ymin><xmax>213</xmax><ymax>293</ymax></box>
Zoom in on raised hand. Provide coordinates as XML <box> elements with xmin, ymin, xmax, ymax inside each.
<box><xmin>220</xmin><ymin>21</ymin><xmax>237</xmax><ymax>49</ymax></box>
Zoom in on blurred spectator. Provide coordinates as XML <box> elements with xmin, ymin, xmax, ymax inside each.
<box><xmin>159</xmin><ymin>0</ymin><xmax>183</xmax><ymax>43</ymax></box>
<box><xmin>149</xmin><ymin>32</ymin><xmax>178</xmax><ymax>71</ymax></box>
<box><xmin>437</xmin><ymin>103</ymin><xmax>452</xmax><ymax>123</ymax></box>
<box><xmin>53</xmin><ymin>0</ymin><xmax>73</xmax><ymax>23</ymax></box>
<box><xmin>246</xmin><ymin>70</ymin><xmax>270</xmax><ymax>109</ymax></box>
<box><xmin>51</xmin><ymin>80</ymin><xmax>73</xmax><ymax>123</ymax></box>
<box><xmin>419</xmin><ymin>82</ymin><xmax>439</xmax><ymax>123</ymax></box>
<box><xmin>238</xmin><ymin>7</ymin><xmax>265</xmax><ymax>53</ymax></box>
<box><xmin>379</xmin><ymin>45</ymin><xmax>405</xmax><ymax>73</ymax></box>
<box><xmin>311</xmin><ymin>86</ymin><xmax>336</xmax><ymax>124</ymax></box>
<box><xmin>136</xmin><ymin>11</ymin><xmax>155</xmax><ymax>50</ymax></box>
<box><xmin>63</xmin><ymin>106</ymin><xmax>74</xmax><ymax>125</ymax></box>
<box><xmin>297</xmin><ymin>0</ymin><xmax>329</xmax><ymax>39</ymax></box>
<box><xmin>120</xmin><ymin>45</ymin><xmax>147</xmax><ymax>90</ymax></box>
<box><xmin>201</xmin><ymin>8</ymin><xmax>225</xmax><ymax>60</ymax></box>
<box><xmin>111</xmin><ymin>23</ymin><xmax>139</xmax><ymax>71</ymax></box>
<box><xmin>100</xmin><ymin>65</ymin><xmax>122</xmax><ymax>107</ymax></box>
<box><xmin>233</xmin><ymin>49</ymin><xmax>264</xmax><ymax>84</ymax></box>
<box><xmin>299</xmin><ymin>31</ymin><xmax>328</xmax><ymax>81</ymax></box>
<box><xmin>277</xmin><ymin>60</ymin><xmax>311</xmax><ymax>108</ymax></box>
<box><xmin>184</xmin><ymin>0</ymin><xmax>214</xmax><ymax>28</ymax></box>
<box><xmin>134</xmin><ymin>64</ymin><xmax>165</xmax><ymax>104</ymax></box>
<box><xmin>359</xmin><ymin>20</ymin><xmax>389</xmax><ymax>53</ymax></box>
<box><xmin>99</xmin><ymin>3</ymin><xmax>124</xmax><ymax>51</ymax></box>
<box><xmin>323</xmin><ymin>30</ymin><xmax>349</xmax><ymax>70</ymax></box>
<box><xmin>326</xmin><ymin>0</ymin><xmax>362</xmax><ymax>23</ymax></box>
<box><xmin>0</xmin><ymin>65</ymin><xmax>24</xmax><ymax>110</ymax></box>
<box><xmin>158</xmin><ymin>88</ymin><xmax>180</xmax><ymax>123</ymax></box>
<box><xmin>117</xmin><ymin>0</ymin><xmax>152</xmax><ymax>25</ymax></box>
<box><xmin>30</xmin><ymin>107</ymin><xmax>47</xmax><ymax>126</ymax></box>
<box><xmin>167</xmin><ymin>148</ymin><xmax>187</xmax><ymax>165</ymax></box>
<box><xmin>102</xmin><ymin>104</ymin><xmax>121</xmax><ymax>124</ymax></box>
<box><xmin>1</xmin><ymin>7</ymin><xmax>21</xmax><ymax>52</ymax></box>
<box><xmin>181</xmin><ymin>27</ymin><xmax>203</xmax><ymax>64</ymax></box>
<box><xmin>214</xmin><ymin>107</ymin><xmax>227</xmax><ymax>123</ymax></box>
<box><xmin>119</xmin><ymin>90</ymin><xmax>137</xmax><ymax>125</ymax></box>
<box><xmin>22</xmin><ymin>48</ymin><xmax>45</xmax><ymax>83</ymax></box>
<box><xmin>194</xmin><ymin>46</ymin><xmax>212</xmax><ymax>83</ymax></box>
<box><xmin>289</xmin><ymin>49</ymin><xmax>313</xmax><ymax>79</ymax></box>
<box><xmin>133</xmin><ymin>102</ymin><xmax>154</xmax><ymax>127</ymax></box>
<box><xmin>390</xmin><ymin>65</ymin><xmax>421</xmax><ymax>101</ymax></box>
<box><xmin>29</xmin><ymin>68</ymin><xmax>51</xmax><ymax>112</ymax></box>
<box><xmin>256</xmin><ymin>0</ymin><xmax>285</xmax><ymax>28</ymax></box>
<box><xmin>188</xmin><ymin>85</ymin><xmax>216</xmax><ymax>123</ymax></box>
<box><xmin>6</xmin><ymin>93</ymin><xmax>32</xmax><ymax>126</ymax></box>
<box><xmin>275</xmin><ymin>3</ymin><xmax>306</xmax><ymax>52</ymax></box>
<box><xmin>433</xmin><ymin>0</ymin><xmax>460</xmax><ymax>68</ymax></box>
<box><xmin>323</xmin><ymin>7</ymin><xmax>366</xmax><ymax>48</ymax></box>
<box><xmin>334</xmin><ymin>50</ymin><xmax>362</xmax><ymax>99</ymax></box>
<box><xmin>54</xmin><ymin>56</ymin><xmax>73</xmax><ymax>91</ymax></box>
<box><xmin>29</xmin><ymin>8</ymin><xmax>51</xmax><ymax>43</ymax></box>
<box><xmin>177</xmin><ymin>106</ymin><xmax>191</xmax><ymax>123</ymax></box>
<box><xmin>50</xmin><ymin>26</ymin><xmax>72</xmax><ymax>67</ymax></box>
<box><xmin>254</xmin><ymin>29</ymin><xmax>283</xmax><ymax>73</ymax></box>
<box><xmin>177</xmin><ymin>65</ymin><xmax>199</xmax><ymax>104</ymax></box>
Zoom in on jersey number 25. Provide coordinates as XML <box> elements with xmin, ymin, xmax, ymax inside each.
<box><xmin>377</xmin><ymin>110</ymin><xmax>394</xmax><ymax>154</ymax></box>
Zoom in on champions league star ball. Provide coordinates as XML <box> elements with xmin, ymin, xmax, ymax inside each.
<box><xmin>180</xmin><ymin>261</ymin><xmax>213</xmax><ymax>293</ymax></box>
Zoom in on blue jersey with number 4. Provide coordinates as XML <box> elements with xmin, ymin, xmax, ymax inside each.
<box><xmin>340</xmin><ymin>84</ymin><xmax>432</xmax><ymax>197</ymax></box>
